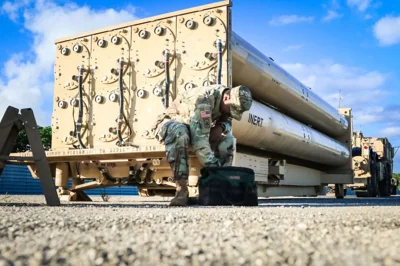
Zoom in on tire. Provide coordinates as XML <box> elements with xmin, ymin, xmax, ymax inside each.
<box><xmin>378</xmin><ymin>163</ymin><xmax>391</xmax><ymax>197</ymax></box>
<box><xmin>335</xmin><ymin>184</ymin><xmax>345</xmax><ymax>199</ymax></box>
<box><xmin>391</xmin><ymin>185</ymin><xmax>397</xmax><ymax>195</ymax></box>
<box><xmin>367</xmin><ymin>160</ymin><xmax>378</xmax><ymax>197</ymax></box>
<box><xmin>378</xmin><ymin>180</ymin><xmax>390</xmax><ymax>197</ymax></box>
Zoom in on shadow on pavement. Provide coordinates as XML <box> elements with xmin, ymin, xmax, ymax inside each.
<box><xmin>257</xmin><ymin>196</ymin><xmax>400</xmax><ymax>208</ymax></box>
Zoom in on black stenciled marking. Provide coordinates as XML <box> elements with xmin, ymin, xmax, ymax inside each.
<box><xmin>248</xmin><ymin>113</ymin><xmax>264</xmax><ymax>127</ymax></box>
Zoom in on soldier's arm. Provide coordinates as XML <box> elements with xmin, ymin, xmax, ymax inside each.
<box><xmin>189</xmin><ymin>103</ymin><xmax>219</xmax><ymax>167</ymax></box>
<box><xmin>211</xmin><ymin>115</ymin><xmax>234</xmax><ymax>166</ymax></box>
<box><xmin>210</xmin><ymin>119</ymin><xmax>231</xmax><ymax>152</ymax></box>
<box><xmin>218</xmin><ymin>114</ymin><xmax>233</xmax><ymax>134</ymax></box>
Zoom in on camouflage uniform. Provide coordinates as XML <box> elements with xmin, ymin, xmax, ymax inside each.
<box><xmin>152</xmin><ymin>84</ymin><xmax>252</xmax><ymax>181</ymax></box>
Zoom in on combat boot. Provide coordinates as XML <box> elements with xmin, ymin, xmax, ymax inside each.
<box><xmin>170</xmin><ymin>179</ymin><xmax>189</xmax><ymax>206</ymax></box>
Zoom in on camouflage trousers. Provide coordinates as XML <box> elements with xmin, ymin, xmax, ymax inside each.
<box><xmin>155</xmin><ymin>120</ymin><xmax>234</xmax><ymax>181</ymax></box>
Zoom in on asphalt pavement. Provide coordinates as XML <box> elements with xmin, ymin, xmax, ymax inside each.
<box><xmin>0</xmin><ymin>195</ymin><xmax>399</xmax><ymax>266</ymax></box>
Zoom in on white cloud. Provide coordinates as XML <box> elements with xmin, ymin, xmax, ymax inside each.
<box><xmin>347</xmin><ymin>0</ymin><xmax>371</xmax><ymax>12</ymax></box>
<box><xmin>269</xmin><ymin>15</ymin><xmax>314</xmax><ymax>26</ymax></box>
<box><xmin>281</xmin><ymin>61</ymin><xmax>386</xmax><ymax>92</ymax></box>
<box><xmin>353</xmin><ymin>106</ymin><xmax>384</xmax><ymax>124</ymax></box>
<box><xmin>280</xmin><ymin>60</ymin><xmax>389</xmax><ymax>126</ymax></box>
<box><xmin>364</xmin><ymin>14</ymin><xmax>372</xmax><ymax>20</ymax></box>
<box><xmin>322</xmin><ymin>10</ymin><xmax>343</xmax><ymax>22</ymax></box>
<box><xmin>386</xmin><ymin>107</ymin><xmax>400</xmax><ymax>121</ymax></box>
<box><xmin>352</xmin><ymin>104</ymin><xmax>400</xmax><ymax>127</ymax></box>
<box><xmin>282</xmin><ymin>44</ymin><xmax>303</xmax><ymax>52</ymax></box>
<box><xmin>373</xmin><ymin>16</ymin><xmax>400</xmax><ymax>46</ymax></box>
<box><xmin>380</xmin><ymin>127</ymin><xmax>400</xmax><ymax>137</ymax></box>
<box><xmin>0</xmin><ymin>0</ymin><xmax>138</xmax><ymax>125</ymax></box>
<box><xmin>0</xmin><ymin>0</ymin><xmax>32</xmax><ymax>21</ymax></box>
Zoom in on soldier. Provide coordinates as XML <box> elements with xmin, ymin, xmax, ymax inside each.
<box><xmin>151</xmin><ymin>85</ymin><xmax>253</xmax><ymax>206</ymax></box>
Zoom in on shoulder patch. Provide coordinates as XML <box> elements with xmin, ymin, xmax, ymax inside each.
<box><xmin>200</xmin><ymin>110</ymin><xmax>211</xmax><ymax>118</ymax></box>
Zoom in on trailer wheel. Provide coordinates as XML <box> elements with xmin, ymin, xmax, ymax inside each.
<box><xmin>335</xmin><ymin>184</ymin><xmax>345</xmax><ymax>199</ymax></box>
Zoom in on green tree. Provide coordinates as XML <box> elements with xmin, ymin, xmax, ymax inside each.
<box><xmin>38</xmin><ymin>126</ymin><xmax>52</xmax><ymax>150</ymax></box>
<box><xmin>12</xmin><ymin>126</ymin><xmax>52</xmax><ymax>152</ymax></box>
<box><xmin>393</xmin><ymin>173</ymin><xmax>400</xmax><ymax>188</ymax></box>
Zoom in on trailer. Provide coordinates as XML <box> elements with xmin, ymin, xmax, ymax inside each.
<box><xmin>5</xmin><ymin>0</ymin><xmax>354</xmax><ymax>201</ymax></box>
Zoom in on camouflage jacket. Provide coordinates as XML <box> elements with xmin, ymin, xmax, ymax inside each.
<box><xmin>152</xmin><ymin>85</ymin><xmax>232</xmax><ymax>132</ymax></box>
<box><xmin>151</xmin><ymin>85</ymin><xmax>232</xmax><ymax>165</ymax></box>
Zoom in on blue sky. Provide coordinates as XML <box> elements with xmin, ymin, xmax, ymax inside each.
<box><xmin>1</xmin><ymin>0</ymin><xmax>400</xmax><ymax>169</ymax></box>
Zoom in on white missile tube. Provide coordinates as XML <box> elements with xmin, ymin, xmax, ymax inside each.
<box><xmin>231</xmin><ymin>32</ymin><xmax>348</xmax><ymax>138</ymax></box>
<box><xmin>232</xmin><ymin>101</ymin><xmax>350</xmax><ymax>166</ymax></box>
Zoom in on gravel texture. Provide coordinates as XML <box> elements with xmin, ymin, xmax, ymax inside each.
<box><xmin>0</xmin><ymin>195</ymin><xmax>400</xmax><ymax>266</ymax></box>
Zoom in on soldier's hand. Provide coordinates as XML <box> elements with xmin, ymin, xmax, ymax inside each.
<box><xmin>210</xmin><ymin>124</ymin><xmax>224</xmax><ymax>151</ymax></box>
<box><xmin>208</xmin><ymin>161</ymin><xmax>221</xmax><ymax>167</ymax></box>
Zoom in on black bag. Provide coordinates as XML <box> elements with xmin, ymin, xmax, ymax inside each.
<box><xmin>198</xmin><ymin>166</ymin><xmax>258</xmax><ymax>206</ymax></box>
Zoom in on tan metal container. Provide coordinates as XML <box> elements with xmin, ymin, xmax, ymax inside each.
<box><xmin>50</xmin><ymin>0</ymin><xmax>350</xmax><ymax>167</ymax></box>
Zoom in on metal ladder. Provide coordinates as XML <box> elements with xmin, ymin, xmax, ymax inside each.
<box><xmin>0</xmin><ymin>106</ymin><xmax>60</xmax><ymax>206</ymax></box>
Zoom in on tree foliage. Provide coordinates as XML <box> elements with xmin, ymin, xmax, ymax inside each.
<box><xmin>12</xmin><ymin>126</ymin><xmax>52</xmax><ymax>152</ymax></box>
<box><xmin>393</xmin><ymin>173</ymin><xmax>400</xmax><ymax>188</ymax></box>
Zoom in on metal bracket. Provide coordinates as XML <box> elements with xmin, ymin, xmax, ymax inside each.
<box><xmin>0</xmin><ymin>106</ymin><xmax>60</xmax><ymax>206</ymax></box>
<box><xmin>268</xmin><ymin>159</ymin><xmax>285</xmax><ymax>180</ymax></box>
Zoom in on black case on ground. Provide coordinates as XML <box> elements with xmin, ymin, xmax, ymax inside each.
<box><xmin>198</xmin><ymin>166</ymin><xmax>258</xmax><ymax>206</ymax></box>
